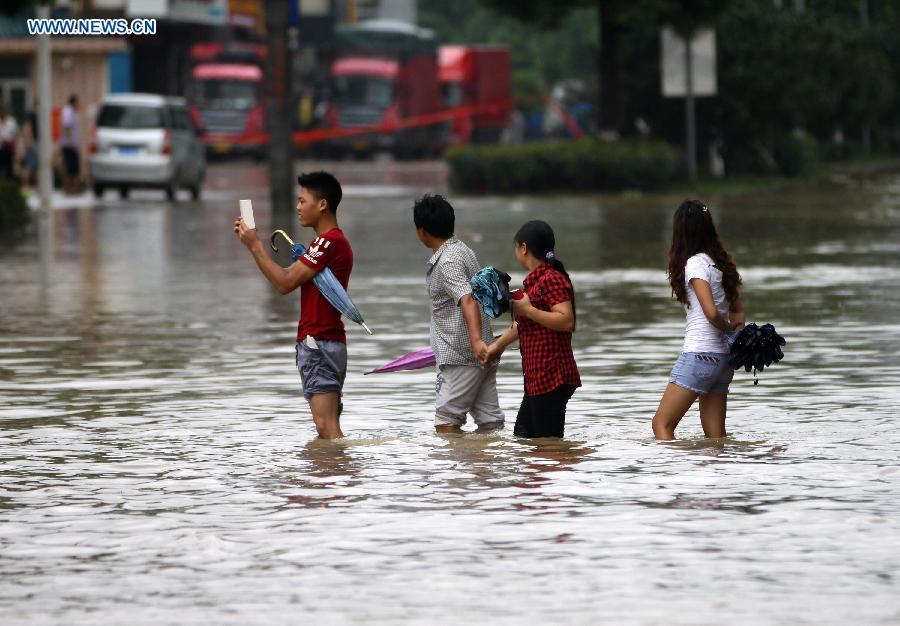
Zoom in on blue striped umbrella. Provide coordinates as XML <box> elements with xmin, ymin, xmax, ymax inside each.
<box><xmin>271</xmin><ymin>230</ymin><xmax>372</xmax><ymax>335</ymax></box>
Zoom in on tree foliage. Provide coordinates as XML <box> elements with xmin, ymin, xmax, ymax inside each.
<box><xmin>715</xmin><ymin>3</ymin><xmax>893</xmax><ymax>170</ymax></box>
<box><xmin>421</xmin><ymin>0</ymin><xmax>900</xmax><ymax>173</ymax></box>
<box><xmin>0</xmin><ymin>0</ymin><xmax>39</xmax><ymax>16</ymax></box>
<box><xmin>418</xmin><ymin>0</ymin><xmax>599</xmax><ymax>107</ymax></box>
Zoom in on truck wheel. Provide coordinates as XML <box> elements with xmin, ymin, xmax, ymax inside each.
<box><xmin>118</xmin><ymin>186</ymin><xmax>130</xmax><ymax>199</ymax></box>
<box><xmin>93</xmin><ymin>184</ymin><xmax>105</xmax><ymax>197</ymax></box>
<box><xmin>190</xmin><ymin>181</ymin><xmax>201</xmax><ymax>200</ymax></box>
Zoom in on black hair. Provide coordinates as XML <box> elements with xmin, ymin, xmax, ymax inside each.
<box><xmin>667</xmin><ymin>199</ymin><xmax>742</xmax><ymax>306</ymax></box>
<box><xmin>513</xmin><ymin>220</ymin><xmax>576</xmax><ymax>321</ymax></box>
<box><xmin>412</xmin><ymin>193</ymin><xmax>455</xmax><ymax>239</ymax></box>
<box><xmin>68</xmin><ymin>94</ymin><xmax>78</xmax><ymax>105</ymax></box>
<box><xmin>297</xmin><ymin>170</ymin><xmax>342</xmax><ymax>214</ymax></box>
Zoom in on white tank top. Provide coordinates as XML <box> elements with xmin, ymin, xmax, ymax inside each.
<box><xmin>682</xmin><ymin>253</ymin><xmax>730</xmax><ymax>353</ymax></box>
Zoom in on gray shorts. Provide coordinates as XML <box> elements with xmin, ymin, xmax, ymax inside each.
<box><xmin>435</xmin><ymin>364</ymin><xmax>504</xmax><ymax>428</ymax></box>
<box><xmin>296</xmin><ymin>338</ymin><xmax>347</xmax><ymax>400</ymax></box>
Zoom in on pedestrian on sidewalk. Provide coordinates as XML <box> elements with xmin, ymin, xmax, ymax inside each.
<box><xmin>17</xmin><ymin>102</ymin><xmax>38</xmax><ymax>190</ymax></box>
<box><xmin>60</xmin><ymin>95</ymin><xmax>81</xmax><ymax>195</ymax></box>
<box><xmin>234</xmin><ymin>171</ymin><xmax>354</xmax><ymax>439</ymax></box>
<box><xmin>0</xmin><ymin>103</ymin><xmax>19</xmax><ymax>181</ymax></box>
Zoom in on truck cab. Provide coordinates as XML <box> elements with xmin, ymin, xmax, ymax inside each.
<box><xmin>320</xmin><ymin>20</ymin><xmax>442</xmax><ymax>158</ymax></box>
<box><xmin>439</xmin><ymin>45</ymin><xmax>512</xmax><ymax>146</ymax></box>
<box><xmin>188</xmin><ymin>43</ymin><xmax>266</xmax><ymax>158</ymax></box>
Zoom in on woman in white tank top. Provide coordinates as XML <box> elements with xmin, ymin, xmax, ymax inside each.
<box><xmin>652</xmin><ymin>200</ymin><xmax>745</xmax><ymax>440</ymax></box>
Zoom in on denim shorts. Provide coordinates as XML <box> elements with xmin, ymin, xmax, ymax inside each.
<box><xmin>668</xmin><ymin>351</ymin><xmax>734</xmax><ymax>395</ymax></box>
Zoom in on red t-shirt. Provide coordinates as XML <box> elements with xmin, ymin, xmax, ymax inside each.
<box><xmin>515</xmin><ymin>262</ymin><xmax>581</xmax><ymax>396</ymax></box>
<box><xmin>296</xmin><ymin>227</ymin><xmax>354</xmax><ymax>343</ymax></box>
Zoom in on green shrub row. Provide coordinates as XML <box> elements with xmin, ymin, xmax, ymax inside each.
<box><xmin>725</xmin><ymin>130</ymin><xmax>822</xmax><ymax>178</ymax></box>
<box><xmin>773</xmin><ymin>130</ymin><xmax>821</xmax><ymax>177</ymax></box>
<box><xmin>0</xmin><ymin>181</ymin><xmax>30</xmax><ymax>234</ymax></box>
<box><xmin>445</xmin><ymin>138</ymin><xmax>678</xmax><ymax>194</ymax></box>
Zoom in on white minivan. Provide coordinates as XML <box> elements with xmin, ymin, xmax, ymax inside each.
<box><xmin>90</xmin><ymin>93</ymin><xmax>206</xmax><ymax>200</ymax></box>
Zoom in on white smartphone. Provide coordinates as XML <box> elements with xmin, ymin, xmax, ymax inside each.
<box><xmin>239</xmin><ymin>199</ymin><xmax>255</xmax><ymax>229</ymax></box>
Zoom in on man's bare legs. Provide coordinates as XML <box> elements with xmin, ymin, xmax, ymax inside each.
<box><xmin>309</xmin><ymin>392</ymin><xmax>343</xmax><ymax>439</ymax></box>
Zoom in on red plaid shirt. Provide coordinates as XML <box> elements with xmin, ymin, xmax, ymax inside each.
<box><xmin>516</xmin><ymin>262</ymin><xmax>581</xmax><ymax>396</ymax></box>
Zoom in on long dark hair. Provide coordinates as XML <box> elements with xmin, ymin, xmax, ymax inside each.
<box><xmin>514</xmin><ymin>220</ymin><xmax>576</xmax><ymax>319</ymax></box>
<box><xmin>667</xmin><ymin>199</ymin><xmax>742</xmax><ymax>307</ymax></box>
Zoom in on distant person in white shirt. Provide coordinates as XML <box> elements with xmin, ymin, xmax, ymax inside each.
<box><xmin>60</xmin><ymin>94</ymin><xmax>80</xmax><ymax>194</ymax></box>
<box><xmin>652</xmin><ymin>199</ymin><xmax>746</xmax><ymax>440</ymax></box>
<box><xmin>0</xmin><ymin>103</ymin><xmax>18</xmax><ymax>181</ymax></box>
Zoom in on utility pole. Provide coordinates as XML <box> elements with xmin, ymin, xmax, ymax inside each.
<box><xmin>36</xmin><ymin>2</ymin><xmax>53</xmax><ymax>285</ymax></box>
<box><xmin>684</xmin><ymin>31</ymin><xmax>697</xmax><ymax>184</ymax></box>
<box><xmin>265</xmin><ymin>0</ymin><xmax>294</xmax><ymax>225</ymax></box>
<box><xmin>37</xmin><ymin>3</ymin><xmax>53</xmax><ymax>219</ymax></box>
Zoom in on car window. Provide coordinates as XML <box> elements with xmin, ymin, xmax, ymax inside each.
<box><xmin>97</xmin><ymin>104</ymin><xmax>166</xmax><ymax>129</ymax></box>
<box><xmin>182</xmin><ymin>110</ymin><xmax>197</xmax><ymax>132</ymax></box>
<box><xmin>171</xmin><ymin>107</ymin><xmax>192</xmax><ymax>131</ymax></box>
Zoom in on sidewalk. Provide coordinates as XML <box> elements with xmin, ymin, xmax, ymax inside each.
<box><xmin>26</xmin><ymin>189</ymin><xmax>97</xmax><ymax>211</ymax></box>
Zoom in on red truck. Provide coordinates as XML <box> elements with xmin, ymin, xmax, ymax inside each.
<box><xmin>318</xmin><ymin>20</ymin><xmax>444</xmax><ymax>158</ymax></box>
<box><xmin>188</xmin><ymin>42</ymin><xmax>267</xmax><ymax>158</ymax></box>
<box><xmin>438</xmin><ymin>45</ymin><xmax>512</xmax><ymax>146</ymax></box>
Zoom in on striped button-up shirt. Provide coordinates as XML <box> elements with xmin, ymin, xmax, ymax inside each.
<box><xmin>426</xmin><ymin>237</ymin><xmax>492</xmax><ymax>367</ymax></box>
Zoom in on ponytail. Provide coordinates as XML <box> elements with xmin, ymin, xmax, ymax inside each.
<box><xmin>514</xmin><ymin>220</ymin><xmax>576</xmax><ymax>321</ymax></box>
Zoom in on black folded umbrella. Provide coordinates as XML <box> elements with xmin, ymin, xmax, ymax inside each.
<box><xmin>728</xmin><ymin>323</ymin><xmax>786</xmax><ymax>385</ymax></box>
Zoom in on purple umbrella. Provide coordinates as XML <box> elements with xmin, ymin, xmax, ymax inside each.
<box><xmin>365</xmin><ymin>347</ymin><xmax>435</xmax><ymax>375</ymax></box>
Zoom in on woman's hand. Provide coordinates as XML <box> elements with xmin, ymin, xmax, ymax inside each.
<box><xmin>729</xmin><ymin>299</ymin><xmax>746</xmax><ymax>332</ymax></box>
<box><xmin>485</xmin><ymin>341</ymin><xmax>504</xmax><ymax>364</ymax></box>
<box><xmin>512</xmin><ymin>291</ymin><xmax>533</xmax><ymax>318</ymax></box>
<box><xmin>485</xmin><ymin>322</ymin><xmax>518</xmax><ymax>365</ymax></box>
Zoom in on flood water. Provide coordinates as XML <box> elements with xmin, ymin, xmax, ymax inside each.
<box><xmin>2</xmin><ymin>163</ymin><xmax>899</xmax><ymax>624</ymax></box>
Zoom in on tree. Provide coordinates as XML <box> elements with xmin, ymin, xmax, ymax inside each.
<box><xmin>714</xmin><ymin>2</ymin><xmax>893</xmax><ymax>171</ymax></box>
<box><xmin>477</xmin><ymin>0</ymin><xmax>722</xmax><ymax>135</ymax></box>
<box><xmin>419</xmin><ymin>0</ymin><xmax>599</xmax><ymax>129</ymax></box>
<box><xmin>0</xmin><ymin>0</ymin><xmax>38</xmax><ymax>15</ymax></box>
<box><xmin>478</xmin><ymin>0</ymin><xmax>615</xmax><ymax>132</ymax></box>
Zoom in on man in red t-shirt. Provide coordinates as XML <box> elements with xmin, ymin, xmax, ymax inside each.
<box><xmin>234</xmin><ymin>171</ymin><xmax>353</xmax><ymax>439</ymax></box>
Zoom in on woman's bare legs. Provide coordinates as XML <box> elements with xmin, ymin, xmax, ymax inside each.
<box><xmin>652</xmin><ymin>383</ymin><xmax>699</xmax><ymax>440</ymax></box>
<box><xmin>698</xmin><ymin>392</ymin><xmax>727</xmax><ymax>438</ymax></box>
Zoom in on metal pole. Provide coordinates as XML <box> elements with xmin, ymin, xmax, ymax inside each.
<box><xmin>684</xmin><ymin>31</ymin><xmax>697</xmax><ymax>184</ymax></box>
<box><xmin>265</xmin><ymin>0</ymin><xmax>294</xmax><ymax>226</ymax></box>
<box><xmin>36</xmin><ymin>3</ymin><xmax>54</xmax><ymax>290</ymax></box>
<box><xmin>37</xmin><ymin>3</ymin><xmax>53</xmax><ymax>217</ymax></box>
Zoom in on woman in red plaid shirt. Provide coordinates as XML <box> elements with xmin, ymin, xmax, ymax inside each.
<box><xmin>487</xmin><ymin>220</ymin><xmax>581</xmax><ymax>438</ymax></box>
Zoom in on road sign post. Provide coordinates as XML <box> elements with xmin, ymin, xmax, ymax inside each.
<box><xmin>661</xmin><ymin>26</ymin><xmax>717</xmax><ymax>183</ymax></box>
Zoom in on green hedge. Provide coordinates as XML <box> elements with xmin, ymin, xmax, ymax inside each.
<box><xmin>446</xmin><ymin>138</ymin><xmax>678</xmax><ymax>193</ymax></box>
<box><xmin>0</xmin><ymin>181</ymin><xmax>30</xmax><ymax>234</ymax></box>
<box><xmin>774</xmin><ymin>130</ymin><xmax>820</xmax><ymax>177</ymax></box>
